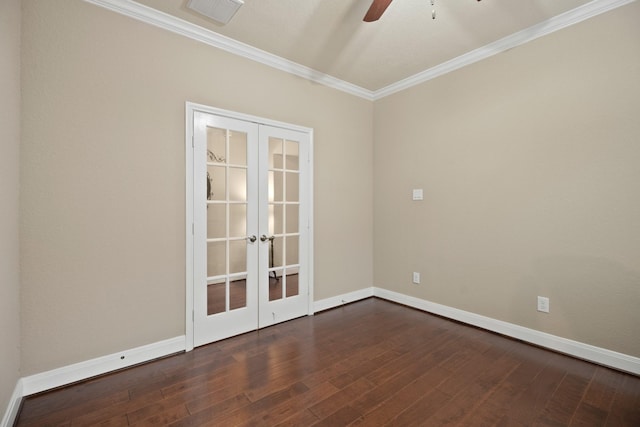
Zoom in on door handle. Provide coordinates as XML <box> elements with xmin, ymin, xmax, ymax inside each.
<box><xmin>260</xmin><ymin>235</ymin><xmax>275</xmax><ymax>242</ymax></box>
<box><xmin>247</xmin><ymin>235</ymin><xmax>257</xmax><ymax>243</ymax></box>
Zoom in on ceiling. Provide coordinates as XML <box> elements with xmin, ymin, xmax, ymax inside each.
<box><xmin>131</xmin><ymin>0</ymin><xmax>597</xmax><ymax>92</ymax></box>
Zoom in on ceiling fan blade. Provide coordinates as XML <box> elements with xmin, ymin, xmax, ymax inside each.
<box><xmin>363</xmin><ymin>0</ymin><xmax>393</xmax><ymax>22</ymax></box>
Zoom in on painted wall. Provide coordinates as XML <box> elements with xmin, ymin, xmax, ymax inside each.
<box><xmin>20</xmin><ymin>0</ymin><xmax>373</xmax><ymax>375</ymax></box>
<box><xmin>18</xmin><ymin>0</ymin><xmax>639</xmax><ymax>381</ymax></box>
<box><xmin>0</xmin><ymin>0</ymin><xmax>22</xmax><ymax>411</ymax></box>
<box><xmin>373</xmin><ymin>2</ymin><xmax>640</xmax><ymax>357</ymax></box>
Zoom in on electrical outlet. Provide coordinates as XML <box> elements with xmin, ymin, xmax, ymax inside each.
<box><xmin>537</xmin><ymin>296</ymin><xmax>550</xmax><ymax>313</ymax></box>
<box><xmin>412</xmin><ymin>272</ymin><xmax>420</xmax><ymax>284</ymax></box>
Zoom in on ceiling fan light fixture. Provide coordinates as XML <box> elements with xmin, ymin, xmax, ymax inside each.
<box><xmin>187</xmin><ymin>0</ymin><xmax>244</xmax><ymax>25</ymax></box>
<box><xmin>365</xmin><ymin>0</ymin><xmax>482</xmax><ymax>22</ymax></box>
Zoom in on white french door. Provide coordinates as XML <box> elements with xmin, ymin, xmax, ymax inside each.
<box><xmin>189</xmin><ymin>107</ymin><xmax>312</xmax><ymax>348</ymax></box>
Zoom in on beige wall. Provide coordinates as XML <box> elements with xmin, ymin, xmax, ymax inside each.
<box><xmin>0</xmin><ymin>0</ymin><xmax>22</xmax><ymax>410</ymax></box>
<box><xmin>18</xmin><ymin>0</ymin><xmax>639</xmax><ymax>380</ymax></box>
<box><xmin>20</xmin><ymin>0</ymin><xmax>373</xmax><ymax>375</ymax></box>
<box><xmin>373</xmin><ymin>2</ymin><xmax>640</xmax><ymax>357</ymax></box>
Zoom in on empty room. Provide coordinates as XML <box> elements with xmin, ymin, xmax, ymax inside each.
<box><xmin>2</xmin><ymin>0</ymin><xmax>639</xmax><ymax>425</ymax></box>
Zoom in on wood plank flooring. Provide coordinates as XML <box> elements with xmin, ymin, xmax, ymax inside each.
<box><xmin>15</xmin><ymin>298</ymin><xmax>640</xmax><ymax>426</ymax></box>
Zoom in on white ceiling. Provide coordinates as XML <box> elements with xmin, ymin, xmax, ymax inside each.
<box><xmin>128</xmin><ymin>0</ymin><xmax>617</xmax><ymax>93</ymax></box>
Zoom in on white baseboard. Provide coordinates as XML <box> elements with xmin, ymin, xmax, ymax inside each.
<box><xmin>313</xmin><ymin>287</ymin><xmax>374</xmax><ymax>313</ymax></box>
<box><xmin>1</xmin><ymin>379</ymin><xmax>23</xmax><ymax>427</ymax></box>
<box><xmin>5</xmin><ymin>288</ymin><xmax>638</xmax><ymax>425</ymax></box>
<box><xmin>373</xmin><ymin>287</ymin><xmax>640</xmax><ymax>376</ymax></box>
<box><xmin>21</xmin><ymin>336</ymin><xmax>186</xmax><ymax>397</ymax></box>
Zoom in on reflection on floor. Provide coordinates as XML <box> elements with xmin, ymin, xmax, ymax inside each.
<box><xmin>207</xmin><ymin>274</ymin><xmax>299</xmax><ymax>315</ymax></box>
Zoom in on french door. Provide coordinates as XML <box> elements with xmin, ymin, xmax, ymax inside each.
<box><xmin>190</xmin><ymin>108</ymin><xmax>312</xmax><ymax>347</ymax></box>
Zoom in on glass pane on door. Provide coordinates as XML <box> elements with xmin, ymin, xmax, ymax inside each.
<box><xmin>285</xmin><ymin>204</ymin><xmax>298</xmax><ymax>234</ymax></box>
<box><xmin>229</xmin><ymin>274</ymin><xmax>247</xmax><ymax>310</ymax></box>
<box><xmin>269</xmin><ymin>137</ymin><xmax>283</xmax><ymax>169</ymax></box>
<box><xmin>207</xmin><ymin>241</ymin><xmax>226</xmax><ymax>278</ymax></box>
<box><xmin>266</xmin><ymin>136</ymin><xmax>303</xmax><ymax>303</ymax></box>
<box><xmin>286</xmin><ymin>270</ymin><xmax>299</xmax><ymax>297</ymax></box>
<box><xmin>229</xmin><ymin>239</ymin><xmax>247</xmax><ymax>275</ymax></box>
<box><xmin>206</xmin><ymin>126</ymin><xmax>249</xmax><ymax>316</ymax></box>
<box><xmin>283</xmin><ymin>139</ymin><xmax>300</xmax><ymax>300</ymax></box>
<box><xmin>269</xmin><ymin>171</ymin><xmax>283</xmax><ymax>202</ymax></box>
<box><xmin>286</xmin><ymin>172</ymin><xmax>299</xmax><ymax>202</ymax></box>
<box><xmin>286</xmin><ymin>236</ymin><xmax>299</xmax><ymax>265</ymax></box>
<box><xmin>269</xmin><ymin>269</ymin><xmax>283</xmax><ymax>301</ymax></box>
<box><xmin>272</xmin><ymin>236</ymin><xmax>284</xmax><ymax>269</ymax></box>
<box><xmin>207</xmin><ymin>127</ymin><xmax>226</xmax><ymax>163</ymax></box>
<box><xmin>269</xmin><ymin>204</ymin><xmax>283</xmax><ymax>235</ymax></box>
<box><xmin>228</xmin><ymin>131</ymin><xmax>247</xmax><ymax>166</ymax></box>
<box><xmin>207</xmin><ymin>278</ymin><xmax>226</xmax><ymax>315</ymax></box>
<box><xmin>229</xmin><ymin>204</ymin><xmax>246</xmax><ymax>237</ymax></box>
<box><xmin>207</xmin><ymin>166</ymin><xmax>225</xmax><ymax>201</ymax></box>
<box><xmin>207</xmin><ymin>204</ymin><xmax>225</xmax><ymax>239</ymax></box>
<box><xmin>229</xmin><ymin>168</ymin><xmax>247</xmax><ymax>202</ymax></box>
<box><xmin>285</xmin><ymin>140</ymin><xmax>299</xmax><ymax>169</ymax></box>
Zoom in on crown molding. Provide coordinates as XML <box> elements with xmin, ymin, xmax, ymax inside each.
<box><xmin>84</xmin><ymin>0</ymin><xmax>634</xmax><ymax>102</ymax></box>
<box><xmin>83</xmin><ymin>0</ymin><xmax>375</xmax><ymax>100</ymax></box>
<box><xmin>372</xmin><ymin>0</ymin><xmax>636</xmax><ymax>100</ymax></box>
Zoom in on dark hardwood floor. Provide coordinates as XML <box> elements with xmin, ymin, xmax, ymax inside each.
<box><xmin>15</xmin><ymin>298</ymin><xmax>640</xmax><ymax>426</ymax></box>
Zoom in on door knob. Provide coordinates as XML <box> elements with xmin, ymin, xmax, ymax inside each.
<box><xmin>260</xmin><ymin>235</ymin><xmax>275</xmax><ymax>242</ymax></box>
<box><xmin>247</xmin><ymin>235</ymin><xmax>257</xmax><ymax>243</ymax></box>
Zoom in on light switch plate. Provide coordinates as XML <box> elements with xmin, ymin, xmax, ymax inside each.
<box><xmin>537</xmin><ymin>296</ymin><xmax>550</xmax><ymax>313</ymax></box>
<box><xmin>412</xmin><ymin>189</ymin><xmax>424</xmax><ymax>200</ymax></box>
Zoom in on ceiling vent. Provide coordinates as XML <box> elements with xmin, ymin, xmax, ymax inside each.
<box><xmin>187</xmin><ymin>0</ymin><xmax>244</xmax><ymax>25</ymax></box>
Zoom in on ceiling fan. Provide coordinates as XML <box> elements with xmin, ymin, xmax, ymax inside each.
<box><xmin>363</xmin><ymin>0</ymin><xmax>392</xmax><ymax>22</ymax></box>
<box><xmin>363</xmin><ymin>0</ymin><xmax>481</xmax><ymax>22</ymax></box>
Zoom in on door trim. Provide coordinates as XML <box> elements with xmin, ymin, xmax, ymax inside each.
<box><xmin>185</xmin><ymin>102</ymin><xmax>314</xmax><ymax>351</ymax></box>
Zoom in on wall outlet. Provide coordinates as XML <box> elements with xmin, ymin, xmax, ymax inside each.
<box><xmin>412</xmin><ymin>272</ymin><xmax>420</xmax><ymax>284</ymax></box>
<box><xmin>537</xmin><ymin>296</ymin><xmax>550</xmax><ymax>313</ymax></box>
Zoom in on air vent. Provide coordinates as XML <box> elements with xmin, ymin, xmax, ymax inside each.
<box><xmin>187</xmin><ymin>0</ymin><xmax>244</xmax><ymax>25</ymax></box>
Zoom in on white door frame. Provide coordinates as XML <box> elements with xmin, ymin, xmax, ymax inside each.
<box><xmin>185</xmin><ymin>102</ymin><xmax>314</xmax><ymax>351</ymax></box>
